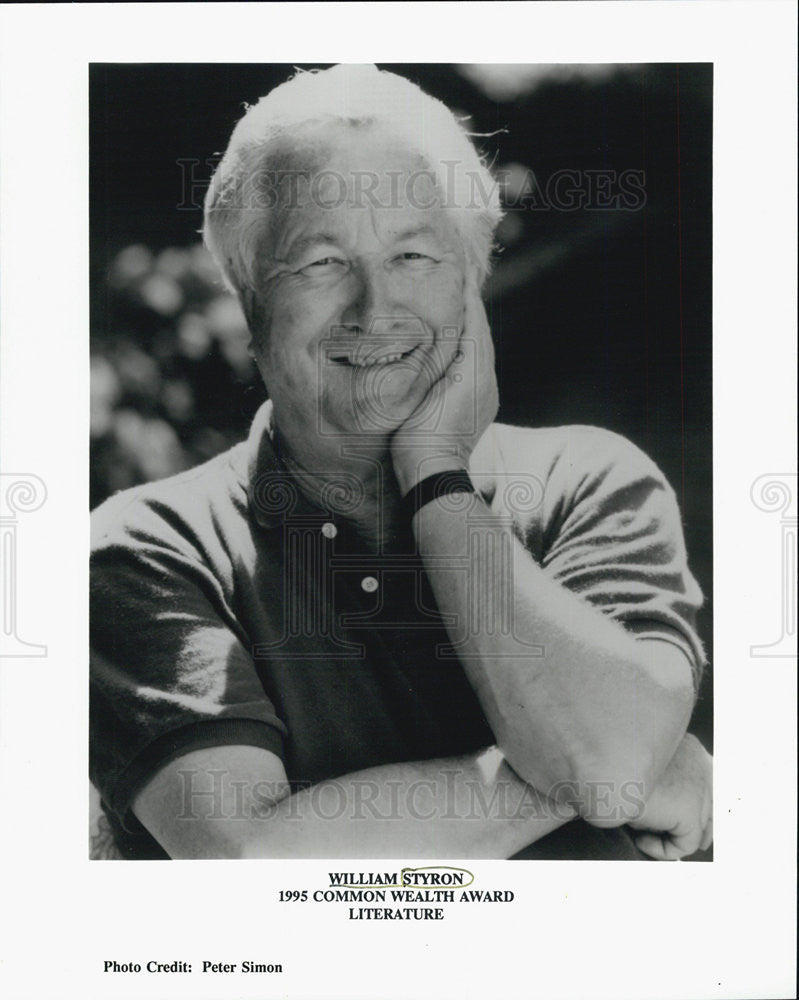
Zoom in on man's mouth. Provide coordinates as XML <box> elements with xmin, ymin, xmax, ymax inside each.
<box><xmin>329</xmin><ymin>344</ymin><xmax>420</xmax><ymax>368</ymax></box>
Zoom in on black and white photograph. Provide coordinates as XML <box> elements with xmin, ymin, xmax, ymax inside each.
<box><xmin>89</xmin><ymin>61</ymin><xmax>714</xmax><ymax>863</ymax></box>
<box><xmin>0</xmin><ymin>4</ymin><xmax>796</xmax><ymax>1000</ymax></box>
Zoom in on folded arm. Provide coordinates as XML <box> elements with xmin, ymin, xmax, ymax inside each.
<box><xmin>392</xmin><ymin>280</ymin><xmax>698</xmax><ymax>825</ymax></box>
<box><xmin>131</xmin><ymin>744</ymin><xmax>575</xmax><ymax>860</ymax></box>
<box><xmin>409</xmin><ymin>496</ymin><xmax>695</xmax><ymax>824</ymax></box>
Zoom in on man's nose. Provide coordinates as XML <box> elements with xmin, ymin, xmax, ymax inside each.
<box><xmin>339</xmin><ymin>261</ymin><xmax>398</xmax><ymax>336</ymax></box>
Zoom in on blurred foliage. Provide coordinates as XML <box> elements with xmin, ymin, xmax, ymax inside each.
<box><xmin>90</xmin><ymin>243</ymin><xmax>265</xmax><ymax>509</ymax></box>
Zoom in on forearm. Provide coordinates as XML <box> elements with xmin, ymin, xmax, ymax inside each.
<box><xmin>135</xmin><ymin>745</ymin><xmax>573</xmax><ymax>860</ymax></box>
<box><xmin>412</xmin><ymin>495</ymin><xmax>695</xmax><ymax>814</ymax></box>
<box><xmin>244</xmin><ymin>752</ymin><xmax>571</xmax><ymax>859</ymax></box>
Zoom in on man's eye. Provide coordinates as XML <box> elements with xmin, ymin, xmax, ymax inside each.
<box><xmin>307</xmin><ymin>257</ymin><xmax>345</xmax><ymax>268</ymax></box>
<box><xmin>396</xmin><ymin>252</ymin><xmax>435</xmax><ymax>265</ymax></box>
<box><xmin>297</xmin><ymin>257</ymin><xmax>348</xmax><ymax>277</ymax></box>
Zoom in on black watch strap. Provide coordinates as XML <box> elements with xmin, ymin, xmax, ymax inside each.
<box><xmin>401</xmin><ymin>470</ymin><xmax>476</xmax><ymax>521</ymax></box>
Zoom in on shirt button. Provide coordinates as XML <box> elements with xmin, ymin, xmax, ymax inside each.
<box><xmin>321</xmin><ymin>522</ymin><xmax>337</xmax><ymax>539</ymax></box>
<box><xmin>361</xmin><ymin>576</ymin><xmax>379</xmax><ymax>593</ymax></box>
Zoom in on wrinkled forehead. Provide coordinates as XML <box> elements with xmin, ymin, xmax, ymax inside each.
<box><xmin>261</xmin><ymin>120</ymin><xmax>458</xmax><ymax>250</ymax></box>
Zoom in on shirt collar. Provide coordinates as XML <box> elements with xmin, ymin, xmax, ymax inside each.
<box><xmin>245</xmin><ymin>399</ymin><xmax>295</xmax><ymax>529</ymax></box>
<box><xmin>245</xmin><ymin>399</ymin><xmax>363</xmax><ymax>530</ymax></box>
<box><xmin>245</xmin><ymin>399</ymin><xmax>503</xmax><ymax>530</ymax></box>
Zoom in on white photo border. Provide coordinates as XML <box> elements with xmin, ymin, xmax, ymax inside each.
<box><xmin>0</xmin><ymin>3</ymin><xmax>796</xmax><ymax>999</ymax></box>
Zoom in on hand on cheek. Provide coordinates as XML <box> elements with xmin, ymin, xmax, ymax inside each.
<box><xmin>391</xmin><ymin>276</ymin><xmax>499</xmax><ymax>493</ymax></box>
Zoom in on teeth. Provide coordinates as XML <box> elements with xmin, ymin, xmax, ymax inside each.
<box><xmin>331</xmin><ymin>346</ymin><xmax>416</xmax><ymax>367</ymax></box>
<box><xmin>353</xmin><ymin>351</ymin><xmax>407</xmax><ymax>367</ymax></box>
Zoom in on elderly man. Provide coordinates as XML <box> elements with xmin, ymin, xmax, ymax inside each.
<box><xmin>90</xmin><ymin>65</ymin><xmax>712</xmax><ymax>860</ymax></box>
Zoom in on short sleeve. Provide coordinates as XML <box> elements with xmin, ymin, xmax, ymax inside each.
<box><xmin>539</xmin><ymin>429</ymin><xmax>706</xmax><ymax>692</ymax></box>
<box><xmin>90</xmin><ymin>494</ymin><xmax>287</xmax><ymax>831</ymax></box>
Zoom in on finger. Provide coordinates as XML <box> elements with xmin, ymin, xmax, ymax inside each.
<box><xmin>420</xmin><ymin>333</ymin><xmax>459</xmax><ymax>393</ymax></box>
<box><xmin>462</xmin><ymin>277</ymin><xmax>490</xmax><ymax>338</ymax></box>
<box><xmin>701</xmin><ymin>755</ymin><xmax>713</xmax><ymax>829</ymax></box>
<box><xmin>460</xmin><ymin>290</ymin><xmax>494</xmax><ymax>398</ymax></box>
<box><xmin>701</xmin><ymin>791</ymin><xmax>711</xmax><ymax>831</ymax></box>
<box><xmin>634</xmin><ymin>832</ymin><xmax>672</xmax><ymax>861</ymax></box>
<box><xmin>668</xmin><ymin>826</ymin><xmax>702</xmax><ymax>859</ymax></box>
<box><xmin>638</xmin><ymin>823</ymin><xmax>700</xmax><ymax>860</ymax></box>
<box><xmin>662</xmin><ymin>837</ymin><xmax>688</xmax><ymax>861</ymax></box>
<box><xmin>442</xmin><ymin>326</ymin><xmax>478</xmax><ymax>388</ymax></box>
<box><xmin>700</xmin><ymin>796</ymin><xmax>712</xmax><ymax>836</ymax></box>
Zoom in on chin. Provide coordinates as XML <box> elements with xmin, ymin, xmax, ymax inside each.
<box><xmin>317</xmin><ymin>374</ymin><xmax>422</xmax><ymax>438</ymax></box>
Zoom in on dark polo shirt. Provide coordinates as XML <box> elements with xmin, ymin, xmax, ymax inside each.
<box><xmin>90</xmin><ymin>401</ymin><xmax>705</xmax><ymax>859</ymax></box>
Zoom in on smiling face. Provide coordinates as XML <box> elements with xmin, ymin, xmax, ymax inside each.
<box><xmin>248</xmin><ymin>122</ymin><xmax>469</xmax><ymax>446</ymax></box>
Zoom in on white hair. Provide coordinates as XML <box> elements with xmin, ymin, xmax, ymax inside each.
<box><xmin>203</xmin><ymin>64</ymin><xmax>503</xmax><ymax>309</ymax></box>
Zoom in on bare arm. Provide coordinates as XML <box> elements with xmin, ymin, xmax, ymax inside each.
<box><xmin>131</xmin><ymin>744</ymin><xmax>574</xmax><ymax>860</ymax></box>
<box><xmin>392</xmin><ymin>279</ymin><xmax>695</xmax><ymax>822</ymax></box>
<box><xmin>411</xmin><ymin>497</ymin><xmax>694</xmax><ymax>821</ymax></box>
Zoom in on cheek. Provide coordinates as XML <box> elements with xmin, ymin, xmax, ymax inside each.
<box><xmin>262</xmin><ymin>292</ymin><xmax>347</xmax><ymax>402</ymax></box>
<box><xmin>413</xmin><ymin>269</ymin><xmax>465</xmax><ymax>328</ymax></box>
<box><xmin>267</xmin><ymin>292</ymin><xmax>328</xmax><ymax>362</ymax></box>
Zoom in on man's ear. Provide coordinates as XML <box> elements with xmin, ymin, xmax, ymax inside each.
<box><xmin>240</xmin><ymin>288</ymin><xmax>273</xmax><ymax>349</ymax></box>
<box><xmin>248</xmin><ymin>333</ymin><xmax>270</xmax><ymax>393</ymax></box>
<box><xmin>239</xmin><ymin>288</ymin><xmax>259</xmax><ymax>331</ymax></box>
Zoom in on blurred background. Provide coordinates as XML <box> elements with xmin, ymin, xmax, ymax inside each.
<box><xmin>90</xmin><ymin>64</ymin><xmax>713</xmax><ymax>838</ymax></box>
